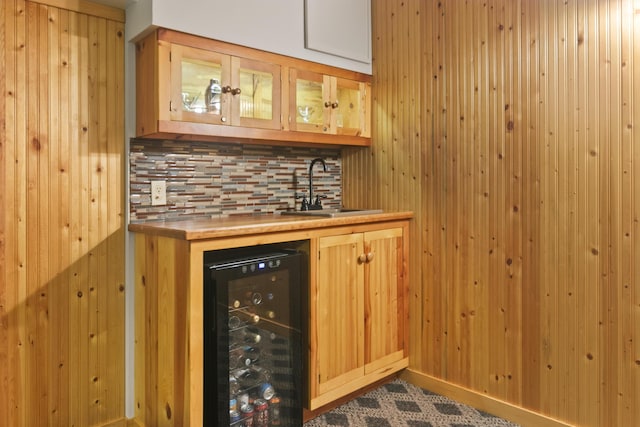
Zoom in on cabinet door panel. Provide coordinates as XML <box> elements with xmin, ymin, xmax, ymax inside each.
<box><xmin>316</xmin><ymin>234</ymin><xmax>364</xmax><ymax>393</ymax></box>
<box><xmin>334</xmin><ymin>77</ymin><xmax>365</xmax><ymax>136</ymax></box>
<box><xmin>364</xmin><ymin>228</ymin><xmax>404</xmax><ymax>371</ymax></box>
<box><xmin>290</xmin><ymin>68</ymin><xmax>326</xmax><ymax>133</ymax></box>
<box><xmin>290</xmin><ymin>69</ymin><xmax>369</xmax><ymax>137</ymax></box>
<box><xmin>232</xmin><ymin>56</ymin><xmax>281</xmax><ymax>130</ymax></box>
<box><xmin>170</xmin><ymin>44</ymin><xmax>230</xmax><ymax>124</ymax></box>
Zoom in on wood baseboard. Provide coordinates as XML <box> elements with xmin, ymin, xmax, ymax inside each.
<box><xmin>400</xmin><ymin>369</ymin><xmax>575</xmax><ymax>427</ymax></box>
<box><xmin>123</xmin><ymin>418</ymin><xmax>144</xmax><ymax>427</ymax></box>
<box><xmin>93</xmin><ymin>418</ymin><xmax>130</xmax><ymax>427</ymax></box>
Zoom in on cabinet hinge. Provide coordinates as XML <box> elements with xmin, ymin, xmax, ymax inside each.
<box><xmin>169</xmin><ymin>100</ymin><xmax>172</xmax><ymax>112</ymax></box>
<box><xmin>169</xmin><ymin>51</ymin><xmax>172</xmax><ymax>62</ymax></box>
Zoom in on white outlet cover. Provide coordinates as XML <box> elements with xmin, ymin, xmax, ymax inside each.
<box><xmin>151</xmin><ymin>180</ymin><xmax>167</xmax><ymax>206</ymax></box>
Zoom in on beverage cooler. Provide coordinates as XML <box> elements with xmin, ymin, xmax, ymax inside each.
<box><xmin>203</xmin><ymin>246</ymin><xmax>305</xmax><ymax>426</ymax></box>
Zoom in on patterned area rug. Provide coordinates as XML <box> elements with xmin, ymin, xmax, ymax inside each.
<box><xmin>303</xmin><ymin>379</ymin><xmax>520</xmax><ymax>427</ymax></box>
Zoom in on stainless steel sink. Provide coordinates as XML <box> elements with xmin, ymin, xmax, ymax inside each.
<box><xmin>281</xmin><ymin>208</ymin><xmax>383</xmax><ymax>218</ymax></box>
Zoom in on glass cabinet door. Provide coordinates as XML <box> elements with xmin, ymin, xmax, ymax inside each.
<box><xmin>290</xmin><ymin>69</ymin><xmax>327</xmax><ymax>133</ymax></box>
<box><xmin>231</xmin><ymin>57</ymin><xmax>281</xmax><ymax>130</ymax></box>
<box><xmin>290</xmin><ymin>69</ymin><xmax>367</xmax><ymax>136</ymax></box>
<box><xmin>170</xmin><ymin>44</ymin><xmax>230</xmax><ymax>125</ymax></box>
<box><xmin>334</xmin><ymin>77</ymin><xmax>365</xmax><ymax>136</ymax></box>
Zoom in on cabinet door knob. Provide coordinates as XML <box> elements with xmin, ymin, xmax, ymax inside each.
<box><xmin>324</xmin><ymin>101</ymin><xmax>332</xmax><ymax>108</ymax></box>
<box><xmin>358</xmin><ymin>253</ymin><xmax>367</xmax><ymax>264</ymax></box>
<box><xmin>366</xmin><ymin>252</ymin><xmax>375</xmax><ymax>262</ymax></box>
<box><xmin>222</xmin><ymin>85</ymin><xmax>233</xmax><ymax>94</ymax></box>
<box><xmin>221</xmin><ymin>116</ymin><xmax>227</xmax><ymax>123</ymax></box>
<box><xmin>331</xmin><ymin>101</ymin><xmax>339</xmax><ymax>109</ymax></box>
<box><xmin>231</xmin><ymin>87</ymin><xmax>242</xmax><ymax>96</ymax></box>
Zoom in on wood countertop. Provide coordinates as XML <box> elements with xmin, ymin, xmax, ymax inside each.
<box><xmin>128</xmin><ymin>211</ymin><xmax>414</xmax><ymax>241</ymax></box>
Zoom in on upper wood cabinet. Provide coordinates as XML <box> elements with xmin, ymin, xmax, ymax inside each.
<box><xmin>289</xmin><ymin>68</ymin><xmax>370</xmax><ymax>137</ymax></box>
<box><xmin>169</xmin><ymin>44</ymin><xmax>281</xmax><ymax>130</ymax></box>
<box><xmin>136</xmin><ymin>28</ymin><xmax>371</xmax><ymax>147</ymax></box>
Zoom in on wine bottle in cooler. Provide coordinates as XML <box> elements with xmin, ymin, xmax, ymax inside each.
<box><xmin>229</xmin><ymin>326</ymin><xmax>261</xmax><ymax>347</ymax></box>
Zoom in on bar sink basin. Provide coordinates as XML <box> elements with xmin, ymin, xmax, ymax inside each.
<box><xmin>281</xmin><ymin>208</ymin><xmax>384</xmax><ymax>218</ymax></box>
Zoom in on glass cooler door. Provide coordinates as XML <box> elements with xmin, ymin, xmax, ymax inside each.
<box><xmin>204</xmin><ymin>249</ymin><xmax>303</xmax><ymax>427</ymax></box>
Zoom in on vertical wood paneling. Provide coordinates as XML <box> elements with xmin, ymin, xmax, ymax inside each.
<box><xmin>632</xmin><ymin>5</ymin><xmax>640</xmax><ymax>427</ymax></box>
<box><xmin>618</xmin><ymin>0</ymin><xmax>635</xmax><ymax>421</ymax></box>
<box><xmin>574</xmin><ymin>2</ymin><xmax>591</xmax><ymax>422</ymax></box>
<box><xmin>582</xmin><ymin>1</ymin><xmax>602</xmax><ymax>425</ymax></box>
<box><xmin>539</xmin><ymin>0</ymin><xmax>558</xmax><ymax>416</ymax></box>
<box><xmin>0</xmin><ymin>1</ymin><xmax>125</xmax><ymax>426</ymax></box>
<box><xmin>470</xmin><ymin>0</ymin><xmax>491</xmax><ymax>397</ymax></box>
<box><xmin>344</xmin><ymin>0</ymin><xmax>640</xmax><ymax>426</ymax></box>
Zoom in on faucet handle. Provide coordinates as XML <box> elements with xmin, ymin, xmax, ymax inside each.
<box><xmin>313</xmin><ymin>194</ymin><xmax>327</xmax><ymax>208</ymax></box>
<box><xmin>295</xmin><ymin>194</ymin><xmax>309</xmax><ymax>211</ymax></box>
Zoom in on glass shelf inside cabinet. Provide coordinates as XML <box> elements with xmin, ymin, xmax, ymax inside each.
<box><xmin>296</xmin><ymin>79</ymin><xmax>323</xmax><ymax>126</ymax></box>
<box><xmin>181</xmin><ymin>58</ymin><xmax>223</xmax><ymax>115</ymax></box>
<box><xmin>239</xmin><ymin>68</ymin><xmax>274</xmax><ymax>120</ymax></box>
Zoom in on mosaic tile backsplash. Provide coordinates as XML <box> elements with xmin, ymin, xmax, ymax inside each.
<box><xmin>129</xmin><ymin>139</ymin><xmax>343</xmax><ymax>222</ymax></box>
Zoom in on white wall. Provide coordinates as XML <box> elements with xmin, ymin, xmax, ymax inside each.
<box><xmin>125</xmin><ymin>0</ymin><xmax>372</xmax><ymax>74</ymax></box>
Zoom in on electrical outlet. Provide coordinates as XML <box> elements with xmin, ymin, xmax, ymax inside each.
<box><xmin>151</xmin><ymin>180</ymin><xmax>167</xmax><ymax>206</ymax></box>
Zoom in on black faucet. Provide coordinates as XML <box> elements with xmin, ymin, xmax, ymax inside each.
<box><xmin>306</xmin><ymin>157</ymin><xmax>327</xmax><ymax>210</ymax></box>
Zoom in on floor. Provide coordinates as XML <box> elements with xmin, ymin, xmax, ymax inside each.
<box><xmin>303</xmin><ymin>379</ymin><xmax>520</xmax><ymax>427</ymax></box>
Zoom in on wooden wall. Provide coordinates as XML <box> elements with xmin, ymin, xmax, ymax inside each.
<box><xmin>0</xmin><ymin>1</ymin><xmax>126</xmax><ymax>426</ymax></box>
<box><xmin>343</xmin><ymin>0</ymin><xmax>640</xmax><ymax>426</ymax></box>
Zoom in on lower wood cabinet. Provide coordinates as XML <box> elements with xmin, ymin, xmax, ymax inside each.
<box><xmin>307</xmin><ymin>226</ymin><xmax>409</xmax><ymax>410</ymax></box>
<box><xmin>130</xmin><ymin>214</ymin><xmax>410</xmax><ymax>426</ymax></box>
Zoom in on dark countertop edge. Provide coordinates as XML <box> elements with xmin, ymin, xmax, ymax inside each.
<box><xmin>128</xmin><ymin>211</ymin><xmax>414</xmax><ymax>241</ymax></box>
